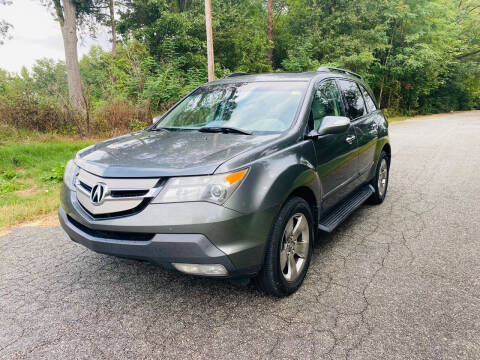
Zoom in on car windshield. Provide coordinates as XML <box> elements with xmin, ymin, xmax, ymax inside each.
<box><xmin>154</xmin><ymin>81</ymin><xmax>308</xmax><ymax>133</ymax></box>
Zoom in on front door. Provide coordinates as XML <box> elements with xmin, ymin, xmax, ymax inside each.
<box><xmin>310</xmin><ymin>79</ymin><xmax>359</xmax><ymax>210</ymax></box>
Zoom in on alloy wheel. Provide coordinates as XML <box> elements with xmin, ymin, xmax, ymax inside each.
<box><xmin>280</xmin><ymin>213</ymin><xmax>310</xmax><ymax>282</ymax></box>
<box><xmin>378</xmin><ymin>158</ymin><xmax>388</xmax><ymax>197</ymax></box>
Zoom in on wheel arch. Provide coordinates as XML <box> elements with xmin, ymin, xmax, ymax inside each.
<box><xmin>369</xmin><ymin>139</ymin><xmax>391</xmax><ymax>180</ymax></box>
<box><xmin>288</xmin><ymin>186</ymin><xmax>318</xmax><ymax>218</ymax></box>
<box><xmin>285</xmin><ymin>185</ymin><xmax>319</xmax><ymax>244</ymax></box>
<box><xmin>382</xmin><ymin>142</ymin><xmax>391</xmax><ymax>164</ymax></box>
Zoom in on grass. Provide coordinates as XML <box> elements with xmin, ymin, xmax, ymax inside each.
<box><xmin>0</xmin><ymin>136</ymin><xmax>95</xmax><ymax>229</ymax></box>
<box><xmin>387</xmin><ymin>115</ymin><xmax>411</xmax><ymax>123</ymax></box>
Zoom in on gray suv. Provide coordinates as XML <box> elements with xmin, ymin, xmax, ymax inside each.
<box><xmin>59</xmin><ymin>67</ymin><xmax>390</xmax><ymax>297</ymax></box>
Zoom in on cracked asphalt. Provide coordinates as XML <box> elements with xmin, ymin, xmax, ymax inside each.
<box><xmin>1</xmin><ymin>111</ymin><xmax>480</xmax><ymax>359</ymax></box>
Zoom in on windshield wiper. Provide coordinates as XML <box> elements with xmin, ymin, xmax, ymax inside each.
<box><xmin>149</xmin><ymin>127</ymin><xmax>169</xmax><ymax>132</ymax></box>
<box><xmin>198</xmin><ymin>126</ymin><xmax>252</xmax><ymax>135</ymax></box>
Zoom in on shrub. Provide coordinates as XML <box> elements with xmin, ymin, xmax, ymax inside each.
<box><xmin>0</xmin><ymin>89</ymin><xmax>81</xmax><ymax>134</ymax></box>
<box><xmin>91</xmin><ymin>99</ymin><xmax>151</xmax><ymax>137</ymax></box>
<box><xmin>0</xmin><ymin>169</ymin><xmax>24</xmax><ymax>195</ymax></box>
<box><xmin>0</xmin><ymin>178</ymin><xmax>24</xmax><ymax>195</ymax></box>
<box><xmin>129</xmin><ymin>119</ymin><xmax>148</xmax><ymax>131</ymax></box>
<box><xmin>39</xmin><ymin>163</ymin><xmax>65</xmax><ymax>184</ymax></box>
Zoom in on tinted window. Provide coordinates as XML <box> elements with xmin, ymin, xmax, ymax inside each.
<box><xmin>360</xmin><ymin>85</ymin><xmax>377</xmax><ymax>113</ymax></box>
<box><xmin>337</xmin><ymin>80</ymin><xmax>366</xmax><ymax>119</ymax></box>
<box><xmin>310</xmin><ymin>80</ymin><xmax>344</xmax><ymax>130</ymax></box>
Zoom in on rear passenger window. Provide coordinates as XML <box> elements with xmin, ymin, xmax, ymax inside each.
<box><xmin>337</xmin><ymin>80</ymin><xmax>366</xmax><ymax>119</ymax></box>
<box><xmin>310</xmin><ymin>80</ymin><xmax>344</xmax><ymax>130</ymax></box>
<box><xmin>360</xmin><ymin>85</ymin><xmax>377</xmax><ymax>113</ymax></box>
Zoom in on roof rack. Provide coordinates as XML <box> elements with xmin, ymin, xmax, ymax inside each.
<box><xmin>317</xmin><ymin>66</ymin><xmax>363</xmax><ymax>80</ymax></box>
<box><xmin>227</xmin><ymin>72</ymin><xmax>249</xmax><ymax>78</ymax></box>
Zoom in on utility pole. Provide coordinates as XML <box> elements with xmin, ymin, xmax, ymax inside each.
<box><xmin>109</xmin><ymin>0</ymin><xmax>117</xmax><ymax>55</ymax></box>
<box><xmin>205</xmin><ymin>0</ymin><xmax>215</xmax><ymax>81</ymax></box>
<box><xmin>267</xmin><ymin>0</ymin><xmax>273</xmax><ymax>65</ymax></box>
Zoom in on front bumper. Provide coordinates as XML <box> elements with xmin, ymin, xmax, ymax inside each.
<box><xmin>59</xmin><ymin>185</ymin><xmax>277</xmax><ymax>277</ymax></box>
<box><xmin>59</xmin><ymin>207</ymin><xmax>237</xmax><ymax>275</ymax></box>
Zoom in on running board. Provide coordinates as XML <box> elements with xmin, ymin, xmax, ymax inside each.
<box><xmin>318</xmin><ymin>184</ymin><xmax>374</xmax><ymax>233</ymax></box>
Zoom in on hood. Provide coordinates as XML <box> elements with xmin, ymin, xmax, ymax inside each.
<box><xmin>75</xmin><ymin>130</ymin><xmax>279</xmax><ymax>178</ymax></box>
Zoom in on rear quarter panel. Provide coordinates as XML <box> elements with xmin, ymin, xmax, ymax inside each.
<box><xmin>369</xmin><ymin>111</ymin><xmax>390</xmax><ymax>179</ymax></box>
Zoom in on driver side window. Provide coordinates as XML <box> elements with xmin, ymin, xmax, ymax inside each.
<box><xmin>310</xmin><ymin>80</ymin><xmax>344</xmax><ymax>130</ymax></box>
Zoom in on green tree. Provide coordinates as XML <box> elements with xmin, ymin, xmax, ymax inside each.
<box><xmin>3</xmin><ymin>0</ymin><xmax>479</xmax><ymax>137</ymax></box>
<box><xmin>32</xmin><ymin>59</ymin><xmax>68</xmax><ymax>98</ymax></box>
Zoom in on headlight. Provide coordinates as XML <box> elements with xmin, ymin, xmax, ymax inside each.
<box><xmin>153</xmin><ymin>168</ymin><xmax>248</xmax><ymax>205</ymax></box>
<box><xmin>63</xmin><ymin>160</ymin><xmax>78</xmax><ymax>190</ymax></box>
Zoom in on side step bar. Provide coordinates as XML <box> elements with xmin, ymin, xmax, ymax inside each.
<box><xmin>318</xmin><ymin>184</ymin><xmax>374</xmax><ymax>233</ymax></box>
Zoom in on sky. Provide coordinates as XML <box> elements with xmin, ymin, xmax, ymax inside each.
<box><xmin>0</xmin><ymin>0</ymin><xmax>109</xmax><ymax>73</ymax></box>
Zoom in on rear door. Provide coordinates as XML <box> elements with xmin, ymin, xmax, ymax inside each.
<box><xmin>309</xmin><ymin>79</ymin><xmax>359</xmax><ymax>209</ymax></box>
<box><xmin>358</xmin><ymin>84</ymin><xmax>382</xmax><ymax>181</ymax></box>
<box><xmin>337</xmin><ymin>79</ymin><xmax>378</xmax><ymax>181</ymax></box>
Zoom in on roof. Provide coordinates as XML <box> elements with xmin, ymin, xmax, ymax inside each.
<box><xmin>209</xmin><ymin>72</ymin><xmax>320</xmax><ymax>85</ymax></box>
<box><xmin>208</xmin><ymin>69</ymin><xmax>365</xmax><ymax>86</ymax></box>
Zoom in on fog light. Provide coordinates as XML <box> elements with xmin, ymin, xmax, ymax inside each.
<box><xmin>172</xmin><ymin>263</ymin><xmax>228</xmax><ymax>276</ymax></box>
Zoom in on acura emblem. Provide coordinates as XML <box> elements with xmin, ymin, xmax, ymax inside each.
<box><xmin>90</xmin><ymin>183</ymin><xmax>108</xmax><ymax>205</ymax></box>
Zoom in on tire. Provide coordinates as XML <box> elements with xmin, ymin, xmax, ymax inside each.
<box><xmin>255</xmin><ymin>196</ymin><xmax>314</xmax><ymax>297</ymax></box>
<box><xmin>368</xmin><ymin>150</ymin><xmax>390</xmax><ymax>205</ymax></box>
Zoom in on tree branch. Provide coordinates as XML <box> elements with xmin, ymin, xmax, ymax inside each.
<box><xmin>52</xmin><ymin>0</ymin><xmax>64</xmax><ymax>24</ymax></box>
<box><xmin>456</xmin><ymin>49</ymin><xmax>480</xmax><ymax>59</ymax></box>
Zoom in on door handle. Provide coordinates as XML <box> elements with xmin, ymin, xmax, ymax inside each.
<box><xmin>346</xmin><ymin>135</ymin><xmax>356</xmax><ymax>144</ymax></box>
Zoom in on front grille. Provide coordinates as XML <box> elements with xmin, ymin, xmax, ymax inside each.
<box><xmin>67</xmin><ymin>215</ymin><xmax>155</xmax><ymax>241</ymax></box>
<box><xmin>79</xmin><ymin>181</ymin><xmax>92</xmax><ymax>192</ymax></box>
<box><xmin>110</xmin><ymin>189</ymin><xmax>149</xmax><ymax>198</ymax></box>
<box><xmin>78</xmin><ymin>198</ymin><xmax>151</xmax><ymax>220</ymax></box>
<box><xmin>79</xmin><ymin>182</ymin><xmax>149</xmax><ymax>199</ymax></box>
<box><xmin>75</xmin><ymin>169</ymin><xmax>163</xmax><ymax>217</ymax></box>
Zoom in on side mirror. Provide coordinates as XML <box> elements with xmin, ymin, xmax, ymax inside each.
<box><xmin>317</xmin><ymin>116</ymin><xmax>351</xmax><ymax>136</ymax></box>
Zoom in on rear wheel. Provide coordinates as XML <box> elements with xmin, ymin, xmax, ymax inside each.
<box><xmin>368</xmin><ymin>150</ymin><xmax>389</xmax><ymax>204</ymax></box>
<box><xmin>255</xmin><ymin>197</ymin><xmax>314</xmax><ymax>297</ymax></box>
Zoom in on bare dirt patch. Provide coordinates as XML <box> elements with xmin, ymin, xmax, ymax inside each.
<box><xmin>14</xmin><ymin>186</ymin><xmax>39</xmax><ymax>197</ymax></box>
<box><xmin>0</xmin><ymin>213</ymin><xmax>59</xmax><ymax>237</ymax></box>
<box><xmin>20</xmin><ymin>213</ymin><xmax>59</xmax><ymax>228</ymax></box>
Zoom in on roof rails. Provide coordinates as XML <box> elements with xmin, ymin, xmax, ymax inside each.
<box><xmin>227</xmin><ymin>72</ymin><xmax>249</xmax><ymax>78</ymax></box>
<box><xmin>317</xmin><ymin>66</ymin><xmax>363</xmax><ymax>80</ymax></box>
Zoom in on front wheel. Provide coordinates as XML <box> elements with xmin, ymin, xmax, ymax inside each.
<box><xmin>368</xmin><ymin>150</ymin><xmax>390</xmax><ymax>204</ymax></box>
<box><xmin>255</xmin><ymin>197</ymin><xmax>314</xmax><ymax>297</ymax></box>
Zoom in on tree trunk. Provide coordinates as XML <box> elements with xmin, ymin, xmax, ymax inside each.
<box><xmin>387</xmin><ymin>84</ymin><xmax>393</xmax><ymax>109</ymax></box>
<box><xmin>378</xmin><ymin>76</ymin><xmax>385</xmax><ymax>109</ymax></box>
<box><xmin>58</xmin><ymin>0</ymin><xmax>87</xmax><ymax>116</ymax></box>
<box><xmin>109</xmin><ymin>0</ymin><xmax>117</xmax><ymax>54</ymax></box>
<box><xmin>205</xmin><ymin>0</ymin><xmax>215</xmax><ymax>81</ymax></box>
<box><xmin>267</xmin><ymin>0</ymin><xmax>273</xmax><ymax>65</ymax></box>
<box><xmin>378</xmin><ymin>20</ymin><xmax>398</xmax><ymax>109</ymax></box>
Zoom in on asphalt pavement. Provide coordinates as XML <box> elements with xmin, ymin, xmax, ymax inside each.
<box><xmin>1</xmin><ymin>111</ymin><xmax>479</xmax><ymax>359</ymax></box>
